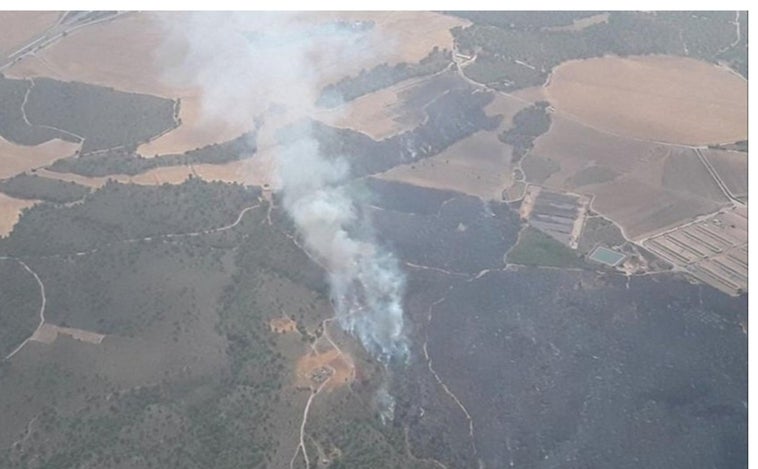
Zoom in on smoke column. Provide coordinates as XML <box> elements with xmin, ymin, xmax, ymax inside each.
<box><xmin>277</xmin><ymin>135</ymin><xmax>409</xmax><ymax>361</ymax></box>
<box><xmin>158</xmin><ymin>12</ymin><xmax>409</xmax><ymax>362</ymax></box>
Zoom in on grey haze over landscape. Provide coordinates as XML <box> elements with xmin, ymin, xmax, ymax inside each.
<box><xmin>0</xmin><ymin>10</ymin><xmax>747</xmax><ymax>469</ymax></box>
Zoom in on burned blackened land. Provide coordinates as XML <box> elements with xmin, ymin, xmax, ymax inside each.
<box><xmin>369</xmin><ymin>188</ymin><xmax>520</xmax><ymax>274</ymax></box>
<box><xmin>392</xmin><ymin>268</ymin><xmax>479</xmax><ymax>468</ymax></box>
<box><xmin>283</xmin><ymin>87</ymin><xmax>501</xmax><ymax>177</ymax></box>
<box><xmin>421</xmin><ymin>269</ymin><xmax>746</xmax><ymax>468</ymax></box>
<box><xmin>47</xmin><ymin>131</ymin><xmax>257</xmax><ymax>177</ymax></box>
<box><xmin>356</xmin><ymin>178</ymin><xmax>461</xmax><ymax>216</ymax></box>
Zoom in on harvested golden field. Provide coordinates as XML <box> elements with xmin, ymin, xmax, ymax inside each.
<box><xmin>531</xmin><ymin>116</ymin><xmax>730</xmax><ymax>240</ymax></box>
<box><xmin>510</xmin><ymin>85</ymin><xmax>547</xmax><ymax>104</ymax></box>
<box><xmin>323</xmin><ymin>70</ymin><xmax>484</xmax><ymax>140</ymax></box>
<box><xmin>546</xmin><ymin>55</ymin><xmax>747</xmax><ymax>145</ymax></box>
<box><xmin>318</xmin><ymin>80</ymin><xmax>423</xmax><ymax>140</ymax></box>
<box><xmin>377</xmin><ymin>92</ymin><xmax>527</xmax><ymax>200</ymax></box>
<box><xmin>379</xmin><ymin>130</ymin><xmax>514</xmax><ymax>200</ymax></box>
<box><xmin>0</xmin><ymin>11</ymin><xmax>60</xmax><ymax>56</ymax></box>
<box><xmin>36</xmin><ymin>155</ymin><xmax>271</xmax><ymax>189</ymax></box>
<box><xmin>531</xmin><ymin>116</ymin><xmax>662</xmax><ymax>189</ymax></box>
<box><xmin>0</xmin><ymin>136</ymin><xmax>79</xmax><ymax>179</ymax></box>
<box><xmin>6</xmin><ymin>12</ymin><xmax>173</xmax><ymax>96</ymax></box>
<box><xmin>138</xmin><ymin>95</ymin><xmax>243</xmax><ymax>157</ymax></box>
<box><xmin>0</xmin><ymin>193</ymin><xmax>37</xmax><ymax>237</ymax></box>
<box><xmin>322</xmin><ymin>11</ymin><xmax>468</xmax><ymax>64</ymax></box>
<box><xmin>34</xmin><ymin>169</ymin><xmax>109</xmax><ymax>188</ymax></box>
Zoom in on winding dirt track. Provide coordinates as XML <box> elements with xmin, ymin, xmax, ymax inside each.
<box><xmin>1</xmin><ymin>258</ymin><xmax>46</xmax><ymax>361</ymax></box>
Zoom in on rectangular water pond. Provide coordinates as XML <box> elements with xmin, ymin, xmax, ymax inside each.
<box><xmin>589</xmin><ymin>246</ymin><xmax>626</xmax><ymax>266</ymax></box>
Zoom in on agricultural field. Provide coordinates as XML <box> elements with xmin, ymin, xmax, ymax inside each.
<box><xmin>701</xmin><ymin>148</ymin><xmax>748</xmax><ymax>200</ymax></box>
<box><xmin>378</xmin><ymin>129</ymin><xmax>514</xmax><ymax>200</ymax></box>
<box><xmin>545</xmin><ymin>55</ymin><xmax>747</xmax><ymax>145</ymax></box>
<box><xmin>644</xmin><ymin>206</ymin><xmax>748</xmax><ymax>295</ymax></box>
<box><xmin>0</xmin><ymin>11</ymin><xmax>60</xmax><ymax>57</ymax></box>
<box><xmin>506</xmin><ymin>226</ymin><xmax>588</xmax><ymax>268</ymax></box>
<box><xmin>528</xmin><ymin>116</ymin><xmax>730</xmax><ymax>240</ymax></box>
<box><xmin>0</xmin><ymin>135</ymin><xmax>78</xmax><ymax>179</ymax></box>
<box><xmin>376</xmin><ymin>89</ymin><xmax>529</xmax><ymax>200</ymax></box>
<box><xmin>451</xmin><ymin>11</ymin><xmax>745</xmax><ymax>91</ymax></box>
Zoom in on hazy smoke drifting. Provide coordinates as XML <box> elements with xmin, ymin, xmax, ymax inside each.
<box><xmin>158</xmin><ymin>12</ymin><xmax>408</xmax><ymax>361</ymax></box>
<box><xmin>278</xmin><ymin>135</ymin><xmax>409</xmax><ymax>360</ymax></box>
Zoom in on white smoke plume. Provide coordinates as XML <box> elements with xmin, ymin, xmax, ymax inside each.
<box><xmin>156</xmin><ymin>12</ymin><xmax>409</xmax><ymax>362</ymax></box>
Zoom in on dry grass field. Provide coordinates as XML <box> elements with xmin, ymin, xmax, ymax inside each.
<box><xmin>379</xmin><ymin>130</ymin><xmax>514</xmax><ymax>200</ymax></box>
<box><xmin>0</xmin><ymin>136</ymin><xmax>79</xmax><ymax>179</ymax></box>
<box><xmin>530</xmin><ymin>116</ymin><xmax>730</xmax><ymax>240</ymax></box>
<box><xmin>0</xmin><ymin>11</ymin><xmax>60</xmax><ymax>57</ymax></box>
<box><xmin>0</xmin><ymin>193</ymin><xmax>37</xmax><ymax>237</ymax></box>
<box><xmin>6</xmin><ymin>13</ymin><xmax>172</xmax><ymax>96</ymax></box>
<box><xmin>31</xmin><ymin>323</ymin><xmax>105</xmax><ymax>345</ymax></box>
<box><xmin>35</xmin><ymin>154</ymin><xmax>271</xmax><ymax>191</ymax></box>
<box><xmin>377</xmin><ymin>93</ymin><xmax>526</xmax><ymax>200</ymax></box>
<box><xmin>546</xmin><ymin>55</ymin><xmax>747</xmax><ymax>145</ymax></box>
<box><xmin>322</xmin><ymin>11</ymin><xmax>467</xmax><ymax>64</ymax></box>
<box><xmin>510</xmin><ymin>85</ymin><xmax>548</xmax><ymax>104</ymax></box>
<box><xmin>485</xmin><ymin>93</ymin><xmax>532</xmax><ymax>129</ymax></box>
<box><xmin>317</xmin><ymin>78</ymin><xmax>427</xmax><ymax>140</ymax></box>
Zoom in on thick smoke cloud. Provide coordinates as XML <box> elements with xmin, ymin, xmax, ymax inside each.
<box><xmin>157</xmin><ymin>12</ymin><xmax>409</xmax><ymax>361</ymax></box>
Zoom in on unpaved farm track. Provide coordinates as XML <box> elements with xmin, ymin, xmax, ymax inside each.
<box><xmin>1</xmin><ymin>258</ymin><xmax>46</xmax><ymax>360</ymax></box>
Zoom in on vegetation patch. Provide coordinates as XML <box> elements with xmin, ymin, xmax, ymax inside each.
<box><xmin>577</xmin><ymin>215</ymin><xmax>627</xmax><ymax>254</ymax></box>
<box><xmin>452</xmin><ymin>11</ymin><xmax>744</xmax><ymax>91</ymax></box>
<box><xmin>0</xmin><ymin>177</ymin><xmax>261</xmax><ymax>256</ymax></box>
<box><xmin>0</xmin><ymin>173</ymin><xmax>91</xmax><ymax>203</ymax></box>
<box><xmin>317</xmin><ymin>47</ymin><xmax>453</xmax><ymax>107</ymax></box>
<box><xmin>25</xmin><ymin>77</ymin><xmax>177</xmax><ymax>154</ymax></box>
<box><xmin>0</xmin><ymin>259</ymin><xmax>41</xmax><ymax>358</ymax></box>
<box><xmin>287</xmin><ymin>87</ymin><xmax>501</xmax><ymax>177</ymax></box>
<box><xmin>507</xmin><ymin>226</ymin><xmax>587</xmax><ymax>268</ymax></box>
<box><xmin>48</xmin><ymin>132</ymin><xmax>256</xmax><ymax>177</ymax></box>
<box><xmin>0</xmin><ymin>77</ymin><xmax>71</xmax><ymax>146</ymax></box>
<box><xmin>499</xmin><ymin>101</ymin><xmax>551</xmax><ymax>163</ymax></box>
